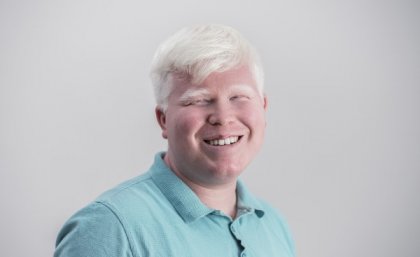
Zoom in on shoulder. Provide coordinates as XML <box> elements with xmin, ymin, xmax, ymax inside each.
<box><xmin>54</xmin><ymin>202</ymin><xmax>134</xmax><ymax>257</ymax></box>
<box><xmin>54</xmin><ymin>172</ymin><xmax>160</xmax><ymax>257</ymax></box>
<box><xmin>93</xmin><ymin>172</ymin><xmax>168</xmax><ymax>222</ymax></box>
<box><xmin>96</xmin><ymin>171</ymin><xmax>154</xmax><ymax>202</ymax></box>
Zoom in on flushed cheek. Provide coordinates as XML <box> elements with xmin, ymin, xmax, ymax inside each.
<box><xmin>171</xmin><ymin>114</ymin><xmax>204</xmax><ymax>141</ymax></box>
<box><xmin>243</xmin><ymin>111</ymin><xmax>266</xmax><ymax>144</ymax></box>
<box><xmin>241</xmin><ymin>104</ymin><xmax>266</xmax><ymax>127</ymax></box>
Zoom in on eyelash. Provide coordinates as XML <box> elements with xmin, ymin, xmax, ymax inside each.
<box><xmin>230</xmin><ymin>95</ymin><xmax>249</xmax><ymax>101</ymax></box>
<box><xmin>183</xmin><ymin>95</ymin><xmax>249</xmax><ymax>106</ymax></box>
<box><xmin>183</xmin><ymin>99</ymin><xmax>211</xmax><ymax>106</ymax></box>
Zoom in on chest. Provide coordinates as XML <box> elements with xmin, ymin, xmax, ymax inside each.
<box><xmin>129</xmin><ymin>214</ymin><xmax>294</xmax><ymax>257</ymax></box>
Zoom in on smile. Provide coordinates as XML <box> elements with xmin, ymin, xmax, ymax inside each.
<box><xmin>204</xmin><ymin>136</ymin><xmax>242</xmax><ymax>146</ymax></box>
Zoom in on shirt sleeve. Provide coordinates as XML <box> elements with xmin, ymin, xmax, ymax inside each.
<box><xmin>54</xmin><ymin>201</ymin><xmax>134</xmax><ymax>257</ymax></box>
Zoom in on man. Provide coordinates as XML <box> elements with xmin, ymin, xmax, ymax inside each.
<box><xmin>54</xmin><ymin>24</ymin><xmax>295</xmax><ymax>257</ymax></box>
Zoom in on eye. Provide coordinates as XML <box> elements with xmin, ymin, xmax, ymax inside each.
<box><xmin>182</xmin><ymin>98</ymin><xmax>212</xmax><ymax>106</ymax></box>
<box><xmin>230</xmin><ymin>95</ymin><xmax>249</xmax><ymax>101</ymax></box>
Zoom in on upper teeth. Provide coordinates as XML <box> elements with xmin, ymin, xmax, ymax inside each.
<box><xmin>207</xmin><ymin>136</ymin><xmax>239</xmax><ymax>146</ymax></box>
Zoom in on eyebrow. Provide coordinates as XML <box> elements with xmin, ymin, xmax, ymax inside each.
<box><xmin>178</xmin><ymin>84</ymin><xmax>258</xmax><ymax>103</ymax></box>
<box><xmin>178</xmin><ymin>88</ymin><xmax>212</xmax><ymax>102</ymax></box>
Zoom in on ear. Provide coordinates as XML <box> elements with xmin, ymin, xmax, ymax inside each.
<box><xmin>263</xmin><ymin>95</ymin><xmax>268</xmax><ymax>127</ymax></box>
<box><xmin>263</xmin><ymin>94</ymin><xmax>268</xmax><ymax>111</ymax></box>
<box><xmin>155</xmin><ymin>107</ymin><xmax>168</xmax><ymax>139</ymax></box>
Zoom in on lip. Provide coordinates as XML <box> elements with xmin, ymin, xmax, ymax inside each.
<box><xmin>203</xmin><ymin>134</ymin><xmax>243</xmax><ymax>141</ymax></box>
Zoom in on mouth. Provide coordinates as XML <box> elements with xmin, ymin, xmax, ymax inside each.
<box><xmin>204</xmin><ymin>136</ymin><xmax>243</xmax><ymax>146</ymax></box>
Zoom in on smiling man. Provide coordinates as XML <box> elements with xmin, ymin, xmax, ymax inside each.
<box><xmin>54</xmin><ymin>24</ymin><xmax>295</xmax><ymax>257</ymax></box>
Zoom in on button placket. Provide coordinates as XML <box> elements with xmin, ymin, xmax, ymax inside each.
<box><xmin>230</xmin><ymin>224</ymin><xmax>238</xmax><ymax>237</ymax></box>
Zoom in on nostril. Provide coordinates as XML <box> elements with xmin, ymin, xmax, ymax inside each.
<box><xmin>207</xmin><ymin>114</ymin><xmax>234</xmax><ymax>126</ymax></box>
<box><xmin>207</xmin><ymin>115</ymin><xmax>221</xmax><ymax>126</ymax></box>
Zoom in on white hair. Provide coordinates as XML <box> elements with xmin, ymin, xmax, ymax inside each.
<box><xmin>150</xmin><ymin>24</ymin><xmax>264</xmax><ymax>112</ymax></box>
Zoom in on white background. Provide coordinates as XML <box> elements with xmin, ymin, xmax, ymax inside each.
<box><xmin>1</xmin><ymin>0</ymin><xmax>419</xmax><ymax>256</ymax></box>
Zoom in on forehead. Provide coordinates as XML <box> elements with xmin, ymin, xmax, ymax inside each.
<box><xmin>201</xmin><ymin>65</ymin><xmax>256</xmax><ymax>86</ymax></box>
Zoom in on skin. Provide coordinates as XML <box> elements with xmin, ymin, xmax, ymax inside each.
<box><xmin>156</xmin><ymin>65</ymin><xmax>267</xmax><ymax>217</ymax></box>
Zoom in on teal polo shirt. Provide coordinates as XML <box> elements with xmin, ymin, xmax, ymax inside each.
<box><xmin>55</xmin><ymin>152</ymin><xmax>295</xmax><ymax>257</ymax></box>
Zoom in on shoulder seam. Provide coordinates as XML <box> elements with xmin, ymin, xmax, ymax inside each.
<box><xmin>95</xmin><ymin>201</ymin><xmax>138</xmax><ymax>257</ymax></box>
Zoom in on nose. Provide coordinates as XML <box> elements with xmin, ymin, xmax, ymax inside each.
<box><xmin>207</xmin><ymin>100</ymin><xmax>234</xmax><ymax>126</ymax></box>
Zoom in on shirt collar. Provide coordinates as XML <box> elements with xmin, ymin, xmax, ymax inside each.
<box><xmin>236</xmin><ymin>179</ymin><xmax>265</xmax><ymax>218</ymax></box>
<box><xmin>149</xmin><ymin>152</ymin><xmax>265</xmax><ymax>223</ymax></box>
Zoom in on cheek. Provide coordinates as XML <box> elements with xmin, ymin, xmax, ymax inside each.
<box><xmin>170</xmin><ymin>111</ymin><xmax>205</xmax><ymax>136</ymax></box>
<box><xmin>242</xmin><ymin>105</ymin><xmax>266</xmax><ymax>130</ymax></box>
<box><xmin>241</xmin><ymin>108</ymin><xmax>267</xmax><ymax>148</ymax></box>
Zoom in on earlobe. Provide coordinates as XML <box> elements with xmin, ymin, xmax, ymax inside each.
<box><xmin>155</xmin><ymin>107</ymin><xmax>168</xmax><ymax>139</ymax></box>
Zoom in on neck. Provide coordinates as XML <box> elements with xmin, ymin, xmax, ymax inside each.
<box><xmin>188</xmin><ymin>181</ymin><xmax>238</xmax><ymax>218</ymax></box>
<box><xmin>164</xmin><ymin>154</ymin><xmax>238</xmax><ymax>218</ymax></box>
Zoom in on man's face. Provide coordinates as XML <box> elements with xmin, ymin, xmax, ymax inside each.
<box><xmin>156</xmin><ymin>65</ymin><xmax>267</xmax><ymax>187</ymax></box>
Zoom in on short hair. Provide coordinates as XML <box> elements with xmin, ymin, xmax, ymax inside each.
<box><xmin>150</xmin><ymin>24</ymin><xmax>264</xmax><ymax>112</ymax></box>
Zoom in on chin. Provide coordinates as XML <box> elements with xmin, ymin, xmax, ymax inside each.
<box><xmin>207</xmin><ymin>160</ymin><xmax>246</xmax><ymax>178</ymax></box>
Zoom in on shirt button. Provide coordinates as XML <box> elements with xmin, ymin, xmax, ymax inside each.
<box><xmin>241</xmin><ymin>253</ymin><xmax>247</xmax><ymax>257</ymax></box>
